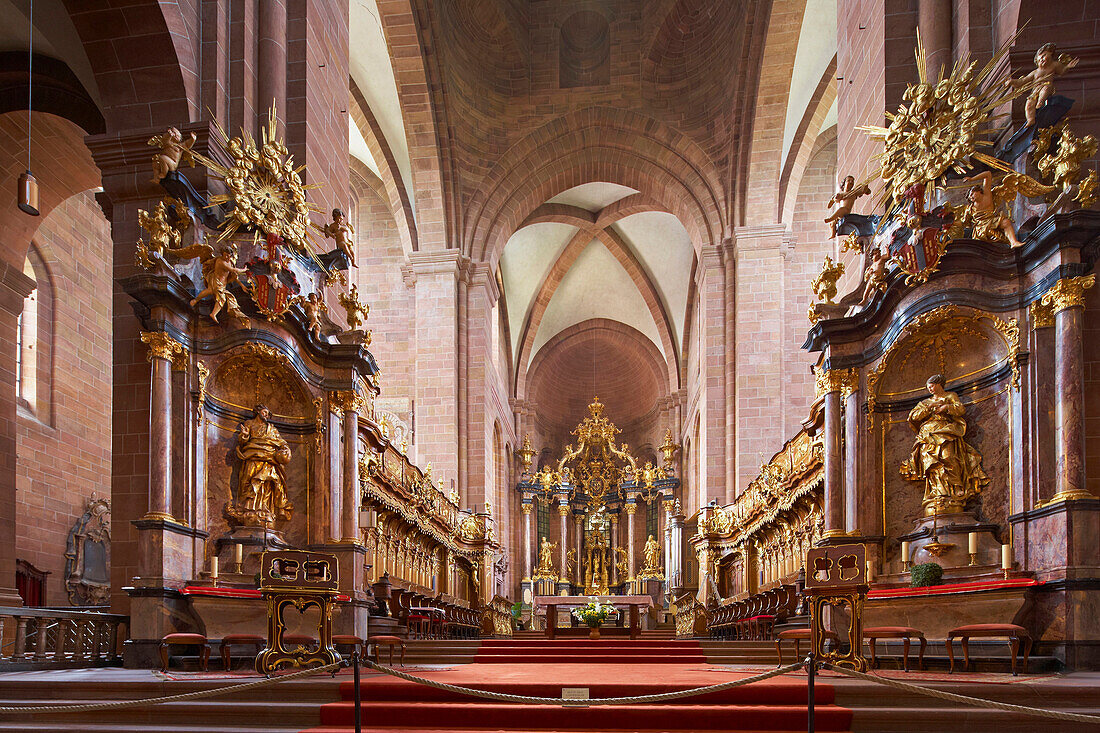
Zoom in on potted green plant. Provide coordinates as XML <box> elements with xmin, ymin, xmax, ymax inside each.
<box><xmin>910</xmin><ymin>561</ymin><xmax>943</xmax><ymax>588</ymax></box>
<box><xmin>571</xmin><ymin>598</ymin><xmax>618</xmax><ymax>639</ymax></box>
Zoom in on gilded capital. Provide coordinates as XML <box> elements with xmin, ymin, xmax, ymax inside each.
<box><xmin>140</xmin><ymin>331</ymin><xmax>184</xmax><ymax>363</ymax></box>
<box><xmin>1029</xmin><ymin>299</ymin><xmax>1055</xmax><ymax>329</ymax></box>
<box><xmin>520</xmin><ymin>502</ymin><xmax>533</xmax><ymax>515</ymax></box>
<box><xmin>1040</xmin><ymin>274</ymin><xmax>1095</xmax><ymax>314</ymax></box>
<box><xmin>331</xmin><ymin>389</ymin><xmax>365</xmax><ymax>414</ymax></box>
<box><xmin>557</xmin><ymin>504</ymin><xmax>569</xmax><ymax>516</ymax></box>
<box><xmin>625</xmin><ymin>503</ymin><xmax>637</xmax><ymax>515</ymax></box>
<box><xmin>814</xmin><ymin>367</ymin><xmax>858</xmax><ymax>398</ymax></box>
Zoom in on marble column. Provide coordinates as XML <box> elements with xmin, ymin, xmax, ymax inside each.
<box><xmin>816</xmin><ymin>368</ymin><xmax>853</xmax><ymax>539</ymax></box>
<box><xmin>843</xmin><ymin>379</ymin><xmax>860</xmax><ymax>534</ymax></box>
<box><xmin>338</xmin><ymin>390</ymin><xmax>364</xmax><ymax>542</ymax></box>
<box><xmin>327</xmin><ymin>403</ymin><xmax>343</xmax><ymax>541</ymax></box>
<box><xmin>625</xmin><ymin>501</ymin><xmax>637</xmax><ymax>583</ymax></box>
<box><xmin>558</xmin><ymin>502</ymin><xmax>569</xmax><ymax>581</ymax></box>
<box><xmin>574</xmin><ymin>513</ymin><xmax>584</xmax><ymax>585</ymax></box>
<box><xmin>1042</xmin><ymin>275</ymin><xmax>1095</xmax><ymax>500</ymax></box>
<box><xmin>522</xmin><ymin>502</ymin><xmax>533</xmax><ymax>579</ymax></box>
<box><xmin>609</xmin><ymin>514</ymin><xmax>619</xmax><ymax>585</ymax></box>
<box><xmin>140</xmin><ymin>331</ymin><xmax>183</xmax><ymax>521</ymax></box>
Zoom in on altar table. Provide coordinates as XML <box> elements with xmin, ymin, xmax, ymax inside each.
<box><xmin>533</xmin><ymin>595</ymin><xmax>653</xmax><ymax>640</ymax></box>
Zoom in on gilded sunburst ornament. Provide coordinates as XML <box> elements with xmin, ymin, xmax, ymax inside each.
<box><xmin>191</xmin><ymin>105</ymin><xmax>323</xmax><ymax>252</ymax></box>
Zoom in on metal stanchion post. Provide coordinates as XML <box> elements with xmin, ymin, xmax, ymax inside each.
<box><xmin>352</xmin><ymin>650</ymin><xmax>362</xmax><ymax>733</ymax></box>
<box><xmin>805</xmin><ymin>653</ymin><xmax>815</xmax><ymax>733</ymax></box>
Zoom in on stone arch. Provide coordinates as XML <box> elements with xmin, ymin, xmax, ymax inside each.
<box><xmin>779</xmin><ymin>55</ymin><xmax>838</xmax><ymax>224</ymax></box>
<box><xmin>524</xmin><ymin>319</ymin><xmax>671</xmax><ymax>447</ymax></box>
<box><xmin>65</xmin><ymin>0</ymin><xmax>197</xmax><ymax>129</ymax></box>
<box><xmin>510</xmin><ymin>226</ymin><xmax>680</xmax><ymax>400</ymax></box>
<box><xmin>465</xmin><ymin>107</ymin><xmax>727</xmax><ymax>267</ymax></box>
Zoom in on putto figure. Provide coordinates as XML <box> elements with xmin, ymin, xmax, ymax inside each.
<box><xmin>225</xmin><ymin>404</ymin><xmax>294</xmax><ymax>528</ymax></box>
<box><xmin>1004</xmin><ymin>43</ymin><xmax>1079</xmax><ymax>127</ymax></box>
<box><xmin>301</xmin><ymin>291</ymin><xmax>327</xmax><ymax>341</ymax></box>
<box><xmin>147</xmin><ymin>127</ymin><xmax>197</xmax><ymax>183</ymax></box>
<box><xmin>900</xmin><ymin>375</ymin><xmax>989</xmax><ymax>516</ymax></box>
<box><xmin>824</xmin><ymin>175</ymin><xmax>871</xmax><ymax>238</ymax></box>
<box><xmin>319</xmin><ymin>208</ymin><xmax>357</xmax><ymax>268</ymax></box>
<box><xmin>187</xmin><ymin>243</ymin><xmax>251</xmax><ymax>326</ymax></box>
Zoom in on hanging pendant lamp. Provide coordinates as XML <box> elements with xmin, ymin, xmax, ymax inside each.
<box><xmin>18</xmin><ymin>0</ymin><xmax>39</xmax><ymax>216</ymax></box>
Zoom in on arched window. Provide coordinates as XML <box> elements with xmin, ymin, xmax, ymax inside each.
<box><xmin>17</xmin><ymin>245</ymin><xmax>52</xmax><ymax>419</ymax></box>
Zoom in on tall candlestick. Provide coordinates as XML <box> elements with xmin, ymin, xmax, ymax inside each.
<box><xmin>968</xmin><ymin>532</ymin><xmax>978</xmax><ymax>554</ymax></box>
<box><xmin>865</xmin><ymin>559</ymin><xmax>874</xmax><ymax>583</ymax></box>
<box><xmin>1001</xmin><ymin>544</ymin><xmax>1012</xmax><ymax>572</ymax></box>
<box><xmin>211</xmin><ymin>555</ymin><xmax>219</xmax><ymax>585</ymax></box>
<box><xmin>234</xmin><ymin>543</ymin><xmax>243</xmax><ymax>572</ymax></box>
<box><xmin>900</xmin><ymin>541</ymin><xmax>911</xmax><ymax>571</ymax></box>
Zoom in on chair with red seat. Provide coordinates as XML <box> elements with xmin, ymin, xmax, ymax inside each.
<box><xmin>218</xmin><ymin>633</ymin><xmax>266</xmax><ymax>671</ymax></box>
<box><xmin>863</xmin><ymin>626</ymin><xmax>926</xmax><ymax>672</ymax></box>
<box><xmin>947</xmin><ymin>623</ymin><xmax>1032</xmax><ymax>675</ymax></box>
<box><xmin>160</xmin><ymin>632</ymin><xmax>210</xmax><ymax>672</ymax></box>
<box><xmin>774</xmin><ymin>628</ymin><xmax>839</xmax><ymax>666</ymax></box>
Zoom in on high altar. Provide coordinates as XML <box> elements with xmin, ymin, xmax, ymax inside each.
<box><xmin>516</xmin><ymin>398</ymin><xmax>682</xmax><ymax>621</ymax></box>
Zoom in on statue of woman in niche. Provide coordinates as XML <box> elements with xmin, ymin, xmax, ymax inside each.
<box><xmin>901</xmin><ymin>374</ymin><xmax>989</xmax><ymax>515</ymax></box>
<box><xmin>225</xmin><ymin>404</ymin><xmax>293</xmax><ymax>527</ymax></box>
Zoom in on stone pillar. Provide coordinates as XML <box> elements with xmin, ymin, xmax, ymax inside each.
<box><xmin>918</xmin><ymin>0</ymin><xmax>952</xmax><ymax>79</ymax></box>
<box><xmin>558</xmin><ymin>502</ymin><xmax>569</xmax><ymax>581</ymax></box>
<box><xmin>257</xmin><ymin>0</ymin><xmax>287</xmax><ymax>128</ymax></box>
<box><xmin>625</xmin><ymin>501</ymin><xmax>637</xmax><ymax>582</ymax></box>
<box><xmin>1041</xmin><ymin>275</ymin><xmax>1095</xmax><ymax>501</ymax></box>
<box><xmin>697</xmin><ymin>250</ymin><xmax>730</xmax><ymax>504</ymax></box>
<box><xmin>816</xmin><ymin>367</ymin><xmax>853</xmax><ymax>539</ymax></box>
<box><xmin>843</xmin><ymin>377</ymin><xmax>860</xmax><ymax>534</ymax></box>
<box><xmin>669</xmin><ymin>509</ymin><xmax>684</xmax><ymax>591</ymax></box>
<box><xmin>140</xmin><ymin>331</ymin><xmax>183</xmax><ymax>521</ymax></box>
<box><xmin>522</xmin><ymin>502</ymin><xmax>533</xmax><ymax>580</ymax></box>
<box><xmin>327</xmin><ymin>400</ymin><xmax>342</xmax><ymax>540</ymax></box>
<box><xmin>0</xmin><ymin>263</ymin><xmax>35</xmax><ymax>605</ymax></box>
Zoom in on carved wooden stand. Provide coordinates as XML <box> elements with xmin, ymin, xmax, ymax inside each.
<box><xmin>805</xmin><ymin>543</ymin><xmax>868</xmax><ymax>671</ymax></box>
<box><xmin>255</xmin><ymin>550</ymin><xmax>341</xmax><ymax>674</ymax></box>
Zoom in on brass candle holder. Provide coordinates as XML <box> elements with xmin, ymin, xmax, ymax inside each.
<box><xmin>968</xmin><ymin>552</ymin><xmax>978</xmax><ymax>566</ymax></box>
<box><xmin>901</xmin><ymin>560</ymin><xmax>912</xmax><ymax>572</ymax></box>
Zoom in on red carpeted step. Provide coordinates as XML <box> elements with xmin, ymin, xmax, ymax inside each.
<box><xmin>337</xmin><ymin>678</ymin><xmax>835</xmax><ymax>705</ymax></box>
<box><xmin>306</xmin><ymin>729</ymin><xmax>832</xmax><ymax>733</ymax></box>
<box><xmin>474</xmin><ymin>655</ymin><xmax>708</xmax><ymax>663</ymax></box>
<box><xmin>317</xmin><ymin>702</ymin><xmax>852</xmax><ymax>731</ymax></box>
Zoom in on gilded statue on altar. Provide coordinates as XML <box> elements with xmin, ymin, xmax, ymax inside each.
<box><xmin>639</xmin><ymin>534</ymin><xmax>664</xmax><ymax>579</ymax></box>
<box><xmin>534</xmin><ymin>536</ymin><xmax>557</xmax><ymax>580</ymax></box>
<box><xmin>225</xmin><ymin>404</ymin><xmax>294</xmax><ymax>527</ymax></box>
<box><xmin>900</xmin><ymin>375</ymin><xmax>988</xmax><ymax>516</ymax></box>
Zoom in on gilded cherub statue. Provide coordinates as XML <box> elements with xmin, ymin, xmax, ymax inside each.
<box><xmin>317</xmin><ymin>208</ymin><xmax>357</xmax><ymax>268</ymax></box>
<box><xmin>900</xmin><ymin>374</ymin><xmax>989</xmax><ymax>516</ymax></box>
<box><xmin>338</xmin><ymin>284</ymin><xmax>370</xmax><ymax>331</ymax></box>
<box><xmin>811</xmin><ymin>255</ymin><xmax>846</xmax><ymax>303</ymax></box>
<box><xmin>824</xmin><ymin>175</ymin><xmax>872</xmax><ymax>238</ymax></box>
<box><xmin>135</xmin><ymin>201</ymin><xmax>183</xmax><ymax>267</ymax></box>
<box><xmin>856</xmin><ymin>244</ymin><xmax>890</xmax><ymax>308</ymax></box>
<box><xmin>176</xmin><ymin>242</ymin><xmax>251</xmax><ymax>326</ymax></box>
<box><xmin>1034</xmin><ymin>125</ymin><xmax>1099</xmax><ymax>214</ymax></box>
<box><xmin>1004</xmin><ymin>43</ymin><xmax>1079</xmax><ymax>128</ymax></box>
<box><xmin>147</xmin><ymin>127</ymin><xmax>197</xmax><ymax>183</ymax></box>
<box><xmin>300</xmin><ymin>291</ymin><xmax>327</xmax><ymax>340</ymax></box>
<box><xmin>962</xmin><ymin>171</ymin><xmax>1055</xmax><ymax>248</ymax></box>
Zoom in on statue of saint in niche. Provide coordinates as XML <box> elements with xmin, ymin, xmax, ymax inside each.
<box><xmin>900</xmin><ymin>374</ymin><xmax>989</xmax><ymax>516</ymax></box>
<box><xmin>225</xmin><ymin>404</ymin><xmax>294</xmax><ymax>527</ymax></box>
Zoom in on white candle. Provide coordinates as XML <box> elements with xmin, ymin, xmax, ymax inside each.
<box><xmin>234</xmin><ymin>544</ymin><xmax>243</xmax><ymax>567</ymax></box>
<box><xmin>211</xmin><ymin>556</ymin><xmax>219</xmax><ymax>580</ymax></box>
<box><xmin>1001</xmin><ymin>544</ymin><xmax>1012</xmax><ymax>571</ymax></box>
<box><xmin>900</xmin><ymin>541</ymin><xmax>910</xmax><ymax>563</ymax></box>
<box><xmin>865</xmin><ymin>559</ymin><xmax>874</xmax><ymax>582</ymax></box>
<box><xmin>968</xmin><ymin>532</ymin><xmax>978</xmax><ymax>555</ymax></box>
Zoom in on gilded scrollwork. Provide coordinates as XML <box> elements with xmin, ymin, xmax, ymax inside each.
<box><xmin>140</xmin><ymin>330</ymin><xmax>185</xmax><ymax>363</ymax></box>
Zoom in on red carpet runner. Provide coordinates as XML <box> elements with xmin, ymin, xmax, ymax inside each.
<box><xmin>304</xmin><ymin>660</ymin><xmax>853</xmax><ymax>732</ymax></box>
<box><xmin>474</xmin><ymin>638</ymin><xmax>709</xmax><ymax>664</ymax></box>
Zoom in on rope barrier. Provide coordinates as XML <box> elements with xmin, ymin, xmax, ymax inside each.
<box><xmin>823</xmin><ymin>663</ymin><xmax>1100</xmax><ymax>726</ymax></box>
<box><xmin>0</xmin><ymin>661</ymin><xmax>345</xmax><ymax>715</ymax></box>
<box><xmin>360</xmin><ymin>658</ymin><xmax>807</xmax><ymax>705</ymax></box>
